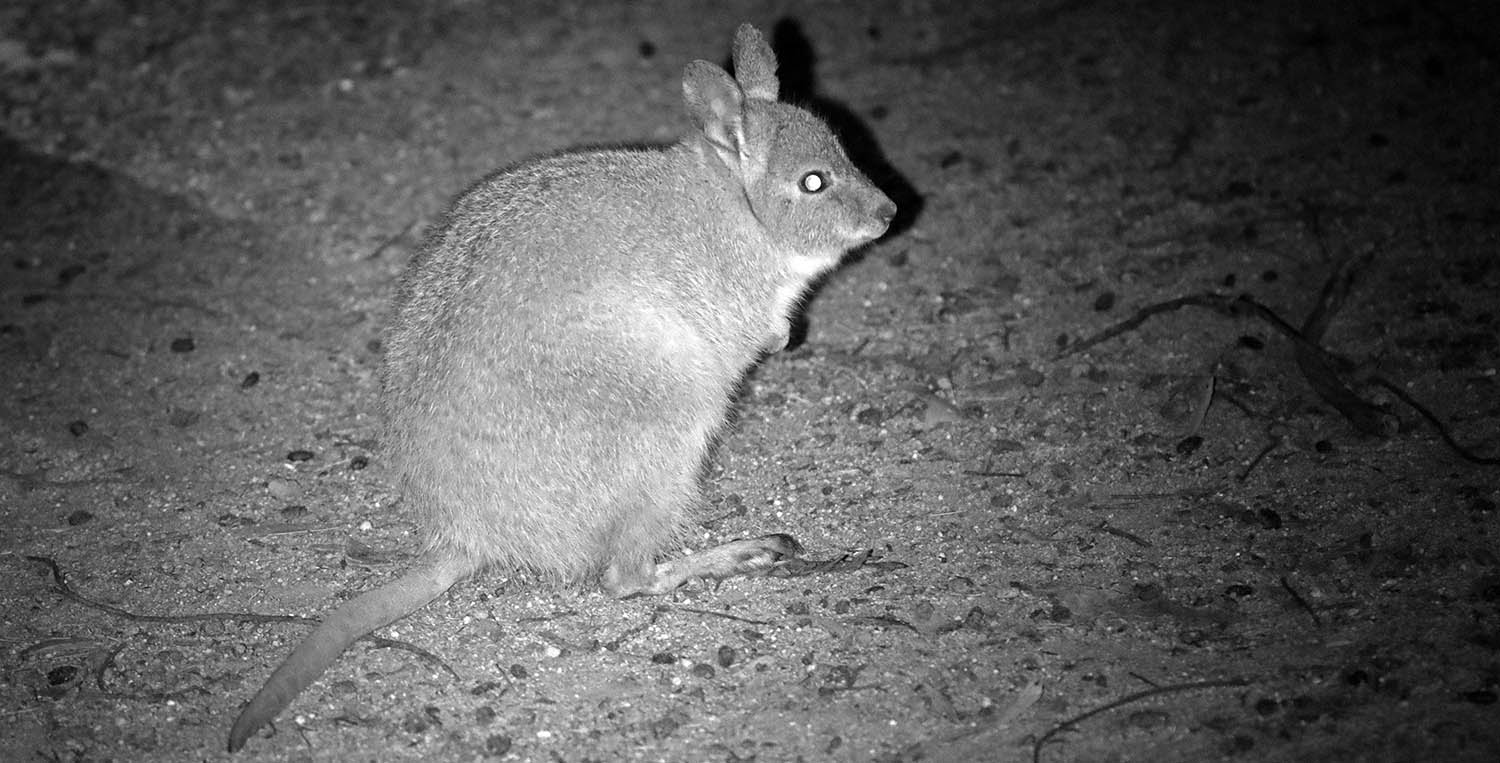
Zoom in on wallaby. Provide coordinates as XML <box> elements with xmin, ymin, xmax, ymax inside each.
<box><xmin>227</xmin><ymin>23</ymin><xmax>895</xmax><ymax>752</ymax></box>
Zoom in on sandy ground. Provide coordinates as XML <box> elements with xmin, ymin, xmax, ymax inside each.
<box><xmin>2</xmin><ymin>1</ymin><xmax>1498</xmax><ymax>761</ymax></box>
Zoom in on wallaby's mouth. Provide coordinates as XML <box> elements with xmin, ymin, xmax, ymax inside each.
<box><xmin>849</xmin><ymin>216</ymin><xmax>892</xmax><ymax>243</ymax></box>
<box><xmin>856</xmin><ymin>198</ymin><xmax>897</xmax><ymax>242</ymax></box>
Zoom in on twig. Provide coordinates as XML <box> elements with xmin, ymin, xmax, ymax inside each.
<box><xmin>1183</xmin><ymin>375</ymin><xmax>1215</xmax><ymax>438</ymax></box>
<box><xmin>1300</xmin><ymin>248</ymin><xmax>1373</xmax><ymax>342</ymax></box>
<box><xmin>843</xmin><ymin>614</ymin><xmax>920</xmax><ymax>633</ymax></box>
<box><xmin>1055</xmin><ymin>293</ymin><xmax>1241</xmax><ymax>359</ymax></box>
<box><xmin>90</xmin><ymin>641</ymin><xmax>210</xmax><ymax>701</ymax></box>
<box><xmin>1279</xmin><ymin>576</ymin><xmax>1323</xmax><ymax>627</ymax></box>
<box><xmin>1291</xmin><ymin>249</ymin><xmax>1397</xmax><ymax>436</ymax></box>
<box><xmin>1096</xmin><ymin>522</ymin><xmax>1152</xmax><ymax>548</ymax></box>
<box><xmin>602</xmin><ymin>607</ymin><xmax>664</xmax><ymax>651</ymax></box>
<box><xmin>769</xmin><ymin>549</ymin><xmax>907</xmax><ymax>577</ymax></box>
<box><xmin>1238</xmin><ymin>436</ymin><xmax>1280</xmax><ymax>482</ymax></box>
<box><xmin>1370</xmin><ymin>377</ymin><xmax>1500</xmax><ymax>466</ymax></box>
<box><xmin>97</xmin><ymin>641</ymin><xmax>128</xmax><ymax>693</ymax></box>
<box><xmin>674</xmin><ymin>606</ymin><xmax>775</xmax><ymax>626</ymax></box>
<box><xmin>1031</xmin><ymin>677</ymin><xmax>1251</xmax><ymax>763</ymax></box>
<box><xmin>27</xmin><ymin>555</ymin><xmax>456</xmax><ymax>678</ymax></box>
<box><xmin>1292</xmin><ymin>341</ymin><xmax>1396</xmax><ymax>437</ymax></box>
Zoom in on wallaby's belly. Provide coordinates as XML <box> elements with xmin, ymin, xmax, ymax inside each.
<box><xmin>382</xmin><ymin>289</ymin><xmax>723</xmax><ymax>579</ymax></box>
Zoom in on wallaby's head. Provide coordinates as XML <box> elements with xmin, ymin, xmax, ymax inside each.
<box><xmin>683</xmin><ymin>24</ymin><xmax>896</xmax><ymax>271</ymax></box>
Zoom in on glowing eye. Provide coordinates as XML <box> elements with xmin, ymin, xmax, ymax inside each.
<box><xmin>799</xmin><ymin>171</ymin><xmax>826</xmax><ymax>194</ymax></box>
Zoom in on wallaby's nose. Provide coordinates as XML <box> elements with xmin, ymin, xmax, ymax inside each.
<box><xmin>875</xmin><ymin>198</ymin><xmax>897</xmax><ymax>227</ymax></box>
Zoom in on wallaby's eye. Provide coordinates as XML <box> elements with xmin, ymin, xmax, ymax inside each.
<box><xmin>799</xmin><ymin>171</ymin><xmax>827</xmax><ymax>194</ymax></box>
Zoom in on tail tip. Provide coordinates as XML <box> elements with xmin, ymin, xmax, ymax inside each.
<box><xmin>226</xmin><ymin>714</ymin><xmax>258</xmax><ymax>753</ymax></box>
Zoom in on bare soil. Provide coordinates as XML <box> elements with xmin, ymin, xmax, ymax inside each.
<box><xmin>2</xmin><ymin>1</ymin><xmax>1498</xmax><ymax>761</ymax></box>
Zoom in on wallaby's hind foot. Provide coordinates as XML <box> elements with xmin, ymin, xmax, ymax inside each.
<box><xmin>641</xmin><ymin>534</ymin><xmax>804</xmax><ymax>595</ymax></box>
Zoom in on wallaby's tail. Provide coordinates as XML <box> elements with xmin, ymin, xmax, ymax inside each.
<box><xmin>227</xmin><ymin>555</ymin><xmax>471</xmax><ymax>752</ymax></box>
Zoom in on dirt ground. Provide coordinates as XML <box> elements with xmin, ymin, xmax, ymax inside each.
<box><xmin>3</xmin><ymin>1</ymin><xmax>1498</xmax><ymax>761</ymax></box>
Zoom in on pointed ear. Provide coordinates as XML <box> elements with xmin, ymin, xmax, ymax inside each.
<box><xmin>682</xmin><ymin>60</ymin><xmax>764</xmax><ymax>182</ymax></box>
<box><xmin>731</xmin><ymin>24</ymin><xmax>778</xmax><ymax>101</ymax></box>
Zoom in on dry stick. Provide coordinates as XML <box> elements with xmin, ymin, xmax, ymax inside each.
<box><xmin>1292</xmin><ymin>342</ymin><xmax>1396</xmax><ymax>437</ymax></box>
<box><xmin>1096</xmin><ymin>521</ymin><xmax>1152</xmax><ymax>548</ymax></box>
<box><xmin>1231</xmin><ymin>293</ymin><xmax>1389</xmax><ymax>437</ymax></box>
<box><xmin>1238</xmin><ymin>435</ymin><xmax>1281</xmax><ymax>483</ymax></box>
<box><xmin>27</xmin><ymin>556</ymin><xmax>457</xmax><ymax>678</ymax></box>
<box><xmin>1055</xmin><ymin>293</ymin><xmax>1242</xmax><ymax>359</ymax></box>
<box><xmin>89</xmin><ymin>640</ymin><xmax>209</xmax><ymax>702</ymax></box>
<box><xmin>97</xmin><ymin>641</ymin><xmax>128</xmax><ymax>692</ymax></box>
<box><xmin>1370</xmin><ymin>377</ymin><xmax>1500</xmax><ymax>465</ymax></box>
<box><xmin>769</xmin><ymin>549</ymin><xmax>905</xmax><ymax>578</ymax></box>
<box><xmin>1300</xmin><ymin>248</ymin><xmax>1374</xmax><ymax>342</ymax></box>
<box><xmin>601</xmin><ymin>608</ymin><xmax>663</xmax><ymax>652</ymax></box>
<box><xmin>674</xmin><ymin>606</ymin><xmax>776</xmax><ymax>626</ymax></box>
<box><xmin>1031</xmin><ymin>677</ymin><xmax>1251</xmax><ymax>763</ymax></box>
<box><xmin>1293</xmin><ymin>249</ymin><xmax>1397</xmax><ymax>436</ymax></box>
<box><xmin>1183</xmin><ymin>374</ymin><xmax>1215</xmax><ymax>438</ymax></box>
<box><xmin>1279</xmin><ymin>576</ymin><xmax>1323</xmax><ymax>627</ymax></box>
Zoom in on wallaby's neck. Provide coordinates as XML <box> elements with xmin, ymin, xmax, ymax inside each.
<box><xmin>655</xmin><ymin>139</ymin><xmax>788</xmax><ymax>362</ymax></box>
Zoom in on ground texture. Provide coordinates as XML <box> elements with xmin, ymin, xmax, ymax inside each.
<box><xmin>2</xmin><ymin>1</ymin><xmax>1498</xmax><ymax>761</ymax></box>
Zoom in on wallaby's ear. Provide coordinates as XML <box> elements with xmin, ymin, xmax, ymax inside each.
<box><xmin>683</xmin><ymin>60</ymin><xmax>765</xmax><ymax>183</ymax></box>
<box><xmin>732</xmin><ymin>24</ymin><xmax>778</xmax><ymax>101</ymax></box>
